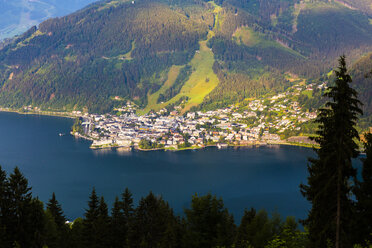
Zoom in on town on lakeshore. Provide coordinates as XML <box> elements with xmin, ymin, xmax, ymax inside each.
<box><xmin>68</xmin><ymin>80</ymin><xmax>322</xmax><ymax>150</ymax></box>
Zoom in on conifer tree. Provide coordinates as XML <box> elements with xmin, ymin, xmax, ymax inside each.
<box><xmin>3</xmin><ymin>167</ymin><xmax>46</xmax><ymax>248</ymax></box>
<box><xmin>122</xmin><ymin>187</ymin><xmax>134</xmax><ymax>247</ymax></box>
<box><xmin>354</xmin><ymin>133</ymin><xmax>372</xmax><ymax>245</ymax></box>
<box><xmin>235</xmin><ymin>208</ymin><xmax>256</xmax><ymax>248</ymax></box>
<box><xmin>0</xmin><ymin>166</ymin><xmax>7</xmax><ymax>247</ymax></box>
<box><xmin>300</xmin><ymin>56</ymin><xmax>362</xmax><ymax>248</ymax></box>
<box><xmin>46</xmin><ymin>192</ymin><xmax>68</xmax><ymax>248</ymax></box>
<box><xmin>110</xmin><ymin>196</ymin><xmax>125</xmax><ymax>247</ymax></box>
<box><xmin>47</xmin><ymin>192</ymin><xmax>66</xmax><ymax>230</ymax></box>
<box><xmin>44</xmin><ymin>210</ymin><xmax>60</xmax><ymax>248</ymax></box>
<box><xmin>122</xmin><ymin>187</ymin><xmax>134</xmax><ymax>221</ymax></box>
<box><xmin>132</xmin><ymin>192</ymin><xmax>178</xmax><ymax>248</ymax></box>
<box><xmin>68</xmin><ymin>218</ymin><xmax>84</xmax><ymax>248</ymax></box>
<box><xmin>96</xmin><ymin>196</ymin><xmax>110</xmax><ymax>248</ymax></box>
<box><xmin>83</xmin><ymin>188</ymin><xmax>100</xmax><ymax>248</ymax></box>
<box><xmin>184</xmin><ymin>193</ymin><xmax>236</xmax><ymax>248</ymax></box>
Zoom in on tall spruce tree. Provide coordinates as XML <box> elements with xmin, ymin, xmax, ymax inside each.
<box><xmin>235</xmin><ymin>208</ymin><xmax>256</xmax><ymax>248</ymax></box>
<box><xmin>184</xmin><ymin>193</ymin><xmax>236</xmax><ymax>248</ymax></box>
<box><xmin>132</xmin><ymin>192</ymin><xmax>179</xmax><ymax>248</ymax></box>
<box><xmin>122</xmin><ymin>187</ymin><xmax>134</xmax><ymax>247</ymax></box>
<box><xmin>46</xmin><ymin>192</ymin><xmax>68</xmax><ymax>248</ymax></box>
<box><xmin>110</xmin><ymin>196</ymin><xmax>126</xmax><ymax>247</ymax></box>
<box><xmin>300</xmin><ymin>56</ymin><xmax>362</xmax><ymax>248</ymax></box>
<box><xmin>83</xmin><ymin>188</ymin><xmax>100</xmax><ymax>248</ymax></box>
<box><xmin>96</xmin><ymin>196</ymin><xmax>110</xmax><ymax>248</ymax></box>
<box><xmin>354</xmin><ymin>133</ymin><xmax>372</xmax><ymax>245</ymax></box>
<box><xmin>3</xmin><ymin>167</ymin><xmax>46</xmax><ymax>248</ymax></box>
<box><xmin>0</xmin><ymin>166</ymin><xmax>7</xmax><ymax>247</ymax></box>
<box><xmin>47</xmin><ymin>193</ymin><xmax>66</xmax><ymax>230</ymax></box>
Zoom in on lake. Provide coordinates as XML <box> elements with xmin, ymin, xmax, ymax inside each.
<box><xmin>0</xmin><ymin>111</ymin><xmax>314</xmax><ymax>222</ymax></box>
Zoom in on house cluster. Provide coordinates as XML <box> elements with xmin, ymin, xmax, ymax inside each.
<box><xmin>79</xmin><ymin>106</ymin><xmax>283</xmax><ymax>149</ymax></box>
<box><xmin>75</xmin><ymin>81</ymin><xmax>322</xmax><ymax>149</ymax></box>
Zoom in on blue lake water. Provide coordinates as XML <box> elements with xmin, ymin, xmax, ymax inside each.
<box><xmin>0</xmin><ymin>112</ymin><xmax>315</xmax><ymax>222</ymax></box>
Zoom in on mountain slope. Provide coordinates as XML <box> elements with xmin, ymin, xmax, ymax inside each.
<box><xmin>0</xmin><ymin>0</ymin><xmax>372</xmax><ymax>114</ymax></box>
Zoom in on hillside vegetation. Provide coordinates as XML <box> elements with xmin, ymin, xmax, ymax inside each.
<box><xmin>0</xmin><ymin>0</ymin><xmax>372</xmax><ymax>116</ymax></box>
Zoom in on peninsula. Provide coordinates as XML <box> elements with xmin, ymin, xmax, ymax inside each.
<box><xmin>72</xmin><ymin>80</ymin><xmax>320</xmax><ymax>151</ymax></box>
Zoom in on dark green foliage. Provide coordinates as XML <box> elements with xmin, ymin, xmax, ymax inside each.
<box><xmin>300</xmin><ymin>56</ymin><xmax>363</xmax><ymax>247</ymax></box>
<box><xmin>294</xmin><ymin>3</ymin><xmax>372</xmax><ymax>59</ymax></box>
<box><xmin>83</xmin><ymin>188</ymin><xmax>100</xmax><ymax>248</ymax></box>
<box><xmin>0</xmin><ymin>167</ymin><xmax>46</xmax><ymax>248</ymax></box>
<box><xmin>68</xmin><ymin>218</ymin><xmax>85</xmax><ymax>248</ymax></box>
<box><xmin>96</xmin><ymin>197</ymin><xmax>110</xmax><ymax>248</ymax></box>
<box><xmin>0</xmin><ymin>166</ymin><xmax>7</xmax><ymax>246</ymax></box>
<box><xmin>46</xmin><ymin>192</ymin><xmax>68</xmax><ymax>248</ymax></box>
<box><xmin>110</xmin><ymin>196</ymin><xmax>126</xmax><ymax>247</ymax></box>
<box><xmin>131</xmin><ymin>192</ymin><xmax>181</xmax><ymax>248</ymax></box>
<box><xmin>354</xmin><ymin>133</ymin><xmax>372</xmax><ymax>245</ymax></box>
<box><xmin>47</xmin><ymin>192</ymin><xmax>66</xmax><ymax>229</ymax></box>
<box><xmin>184</xmin><ymin>193</ymin><xmax>236</xmax><ymax>248</ymax></box>
<box><xmin>351</xmin><ymin>52</ymin><xmax>372</xmax><ymax>118</ymax></box>
<box><xmin>72</xmin><ymin>117</ymin><xmax>84</xmax><ymax>134</ymax></box>
<box><xmin>138</xmin><ymin>139</ymin><xmax>164</xmax><ymax>149</ymax></box>
<box><xmin>2</xmin><ymin>164</ymin><xmax>372</xmax><ymax>247</ymax></box>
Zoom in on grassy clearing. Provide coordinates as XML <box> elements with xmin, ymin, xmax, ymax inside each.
<box><xmin>302</xmin><ymin>90</ymin><xmax>313</xmax><ymax>98</ymax></box>
<box><xmin>142</xmin><ymin>38</ymin><xmax>219</xmax><ymax>114</ymax></box>
<box><xmin>233</xmin><ymin>27</ymin><xmax>259</xmax><ymax>47</ymax></box>
<box><xmin>175</xmin><ymin>39</ymin><xmax>220</xmax><ymax>112</ymax></box>
<box><xmin>140</xmin><ymin>65</ymin><xmax>182</xmax><ymax>114</ymax></box>
<box><xmin>233</xmin><ymin>26</ymin><xmax>305</xmax><ymax>58</ymax></box>
<box><xmin>98</xmin><ymin>0</ymin><xmax>130</xmax><ymax>11</ymax></box>
<box><xmin>64</xmin><ymin>55</ymin><xmax>77</xmax><ymax>62</ymax></box>
<box><xmin>102</xmin><ymin>41</ymin><xmax>135</xmax><ymax>61</ymax></box>
<box><xmin>210</xmin><ymin>1</ymin><xmax>223</xmax><ymax>31</ymax></box>
<box><xmin>140</xmin><ymin>1</ymin><xmax>222</xmax><ymax>114</ymax></box>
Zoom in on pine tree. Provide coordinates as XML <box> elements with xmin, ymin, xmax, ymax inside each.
<box><xmin>235</xmin><ymin>208</ymin><xmax>256</xmax><ymax>248</ymax></box>
<box><xmin>4</xmin><ymin>167</ymin><xmax>46</xmax><ymax>248</ymax></box>
<box><xmin>96</xmin><ymin>196</ymin><xmax>110</xmax><ymax>248</ymax></box>
<box><xmin>83</xmin><ymin>188</ymin><xmax>100</xmax><ymax>248</ymax></box>
<box><xmin>110</xmin><ymin>196</ymin><xmax>125</xmax><ymax>247</ymax></box>
<box><xmin>0</xmin><ymin>166</ymin><xmax>7</xmax><ymax>247</ymax></box>
<box><xmin>354</xmin><ymin>133</ymin><xmax>372</xmax><ymax>245</ymax></box>
<box><xmin>47</xmin><ymin>193</ymin><xmax>66</xmax><ymax>229</ymax></box>
<box><xmin>46</xmin><ymin>192</ymin><xmax>68</xmax><ymax>248</ymax></box>
<box><xmin>132</xmin><ymin>192</ymin><xmax>179</xmax><ymax>248</ymax></box>
<box><xmin>122</xmin><ymin>187</ymin><xmax>134</xmax><ymax>247</ymax></box>
<box><xmin>44</xmin><ymin>210</ymin><xmax>60</xmax><ymax>248</ymax></box>
<box><xmin>300</xmin><ymin>56</ymin><xmax>362</xmax><ymax>248</ymax></box>
<box><xmin>184</xmin><ymin>193</ymin><xmax>236</xmax><ymax>248</ymax></box>
<box><xmin>122</xmin><ymin>187</ymin><xmax>134</xmax><ymax>221</ymax></box>
<box><xmin>68</xmin><ymin>218</ymin><xmax>84</xmax><ymax>248</ymax></box>
<box><xmin>5</xmin><ymin>167</ymin><xmax>33</xmax><ymax>247</ymax></box>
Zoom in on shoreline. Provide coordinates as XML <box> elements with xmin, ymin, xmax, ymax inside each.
<box><xmin>0</xmin><ymin>108</ymin><xmax>78</xmax><ymax>119</ymax></box>
<box><xmin>88</xmin><ymin>141</ymin><xmax>317</xmax><ymax>152</ymax></box>
<box><xmin>0</xmin><ymin>107</ymin><xmax>318</xmax><ymax>151</ymax></box>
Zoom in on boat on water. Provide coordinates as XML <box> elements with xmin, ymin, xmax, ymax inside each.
<box><xmin>59</xmin><ymin>133</ymin><xmax>65</xmax><ymax>136</ymax></box>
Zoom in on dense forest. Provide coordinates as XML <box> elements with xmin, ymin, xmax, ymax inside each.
<box><xmin>0</xmin><ymin>0</ymin><xmax>372</xmax><ymax>118</ymax></box>
<box><xmin>0</xmin><ymin>165</ymin><xmax>309</xmax><ymax>248</ymax></box>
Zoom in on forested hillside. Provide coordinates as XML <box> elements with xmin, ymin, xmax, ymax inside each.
<box><xmin>0</xmin><ymin>0</ymin><xmax>372</xmax><ymax>116</ymax></box>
